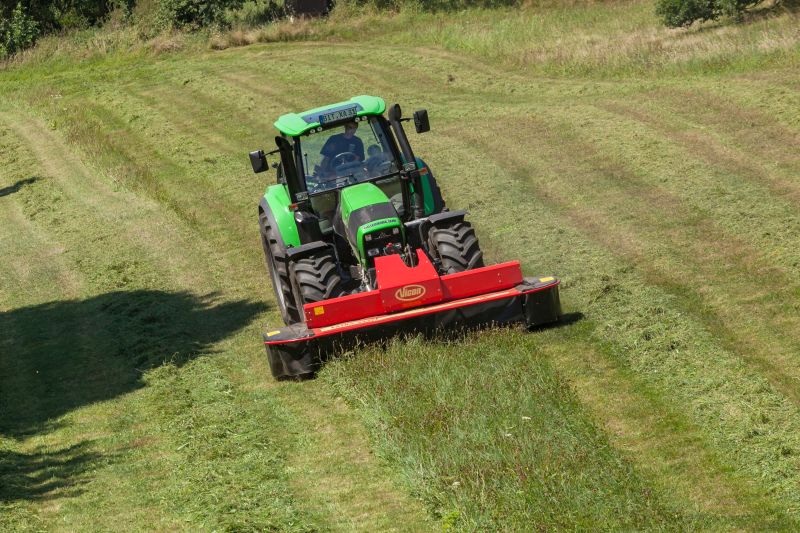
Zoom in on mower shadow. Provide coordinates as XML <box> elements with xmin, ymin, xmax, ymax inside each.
<box><xmin>419</xmin><ymin>311</ymin><xmax>585</xmax><ymax>343</ymax></box>
<box><xmin>0</xmin><ymin>290</ymin><xmax>267</xmax><ymax>439</ymax></box>
<box><xmin>0</xmin><ymin>442</ymin><xmax>102</xmax><ymax>503</ymax></box>
<box><xmin>0</xmin><ymin>177</ymin><xmax>39</xmax><ymax>198</ymax></box>
<box><xmin>307</xmin><ymin>311</ymin><xmax>585</xmax><ymax>379</ymax></box>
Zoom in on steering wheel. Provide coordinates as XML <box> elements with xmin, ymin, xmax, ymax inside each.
<box><xmin>332</xmin><ymin>151</ymin><xmax>359</xmax><ymax>168</ymax></box>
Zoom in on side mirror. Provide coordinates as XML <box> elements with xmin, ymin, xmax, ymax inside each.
<box><xmin>413</xmin><ymin>109</ymin><xmax>430</xmax><ymax>133</ymax></box>
<box><xmin>249</xmin><ymin>149</ymin><xmax>267</xmax><ymax>173</ymax></box>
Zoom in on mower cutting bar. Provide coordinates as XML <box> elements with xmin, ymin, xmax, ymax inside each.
<box><xmin>263</xmin><ymin>276</ymin><xmax>561</xmax><ymax>378</ymax></box>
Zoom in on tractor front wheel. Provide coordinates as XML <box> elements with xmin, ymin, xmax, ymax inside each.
<box><xmin>428</xmin><ymin>220</ymin><xmax>485</xmax><ymax>274</ymax></box>
<box><xmin>289</xmin><ymin>249</ymin><xmax>347</xmax><ymax>319</ymax></box>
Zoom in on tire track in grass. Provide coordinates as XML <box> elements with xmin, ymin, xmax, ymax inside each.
<box><xmin>215</xmin><ymin>68</ymin><xmax>341</xmax><ymax>111</ymax></box>
<box><xmin>488</xmin><ymin>108</ymin><xmax>800</xmax><ymax>406</ymax></box>
<box><xmin>0</xmin><ymin>111</ymin><xmax>229</xmax><ymax>530</ymax></box>
<box><xmin>712</xmin><ymin>76</ymin><xmax>800</xmax><ymax>132</ymax></box>
<box><xmin>273</xmin><ymin>382</ymin><xmax>433</xmax><ymax>533</ymax></box>
<box><xmin>4</xmin><ymin>110</ymin><xmax>215</xmax><ymax>292</ymax></box>
<box><xmin>601</xmin><ymin>94</ymin><xmax>800</xmax><ymax>210</ymax></box>
<box><xmin>538</xmin><ymin>101</ymin><xmax>800</xmax><ymax>399</ymax></box>
<box><xmin>429</xmin><ymin>126</ymin><xmax>800</xmax><ymax>520</ymax></box>
<box><xmin>30</xmin><ymin>95</ymin><xmax>265</xmax><ymax>293</ymax></box>
<box><xmin>0</xmin><ymin>184</ymin><xmax>82</xmax><ymax>307</ymax></box>
<box><xmin>129</xmin><ymin>86</ymin><xmax>242</xmax><ymax>156</ymax></box>
<box><xmin>533</xmin><ymin>331</ymin><xmax>785</xmax><ymax>527</ymax></box>
<box><xmin>421</xmin><ymin>132</ymin><xmax>794</xmax><ymax>525</ymax></box>
<box><xmin>567</xmin><ymin>99</ymin><xmax>800</xmax><ymax>277</ymax></box>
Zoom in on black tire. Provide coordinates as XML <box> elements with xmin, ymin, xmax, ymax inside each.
<box><xmin>289</xmin><ymin>249</ymin><xmax>347</xmax><ymax>317</ymax></box>
<box><xmin>428</xmin><ymin>221</ymin><xmax>485</xmax><ymax>274</ymax></box>
<box><xmin>259</xmin><ymin>210</ymin><xmax>301</xmax><ymax>325</ymax></box>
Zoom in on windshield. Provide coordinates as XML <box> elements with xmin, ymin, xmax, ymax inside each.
<box><xmin>299</xmin><ymin>116</ymin><xmax>400</xmax><ymax>194</ymax></box>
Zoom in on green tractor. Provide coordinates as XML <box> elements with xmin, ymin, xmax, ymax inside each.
<box><xmin>251</xmin><ymin>95</ymin><xmax>561</xmax><ymax>378</ymax></box>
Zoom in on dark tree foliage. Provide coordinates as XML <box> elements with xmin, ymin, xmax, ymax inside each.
<box><xmin>656</xmin><ymin>0</ymin><xmax>761</xmax><ymax>27</ymax></box>
<box><xmin>343</xmin><ymin>0</ymin><xmax>519</xmax><ymax>9</ymax></box>
<box><xmin>0</xmin><ymin>0</ymin><xmax>126</xmax><ymax>56</ymax></box>
<box><xmin>155</xmin><ymin>0</ymin><xmax>244</xmax><ymax>28</ymax></box>
<box><xmin>0</xmin><ymin>3</ymin><xmax>38</xmax><ymax>56</ymax></box>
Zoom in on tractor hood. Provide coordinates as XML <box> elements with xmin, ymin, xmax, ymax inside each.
<box><xmin>336</xmin><ymin>183</ymin><xmax>402</xmax><ymax>264</ymax></box>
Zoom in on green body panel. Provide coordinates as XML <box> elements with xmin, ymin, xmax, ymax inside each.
<box><xmin>264</xmin><ymin>184</ymin><xmax>300</xmax><ymax>248</ymax></box>
<box><xmin>340</xmin><ymin>182</ymin><xmax>392</xmax><ymax>218</ymax></box>
<box><xmin>340</xmin><ymin>183</ymin><xmax>403</xmax><ymax>264</ymax></box>
<box><xmin>416</xmin><ymin>158</ymin><xmax>437</xmax><ymax>216</ymax></box>
<box><xmin>275</xmin><ymin>95</ymin><xmax>386</xmax><ymax>137</ymax></box>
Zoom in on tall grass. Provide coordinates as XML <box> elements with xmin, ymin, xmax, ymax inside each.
<box><xmin>4</xmin><ymin>0</ymin><xmax>799</xmax><ymax>77</ymax></box>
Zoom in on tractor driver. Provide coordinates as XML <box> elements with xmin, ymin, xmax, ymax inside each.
<box><xmin>318</xmin><ymin>121</ymin><xmax>365</xmax><ymax>176</ymax></box>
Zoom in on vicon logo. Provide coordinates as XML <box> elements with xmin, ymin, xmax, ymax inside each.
<box><xmin>395</xmin><ymin>284</ymin><xmax>426</xmax><ymax>302</ymax></box>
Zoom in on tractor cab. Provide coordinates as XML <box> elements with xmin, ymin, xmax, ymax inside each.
<box><xmin>251</xmin><ymin>95</ymin><xmax>440</xmax><ymax>251</ymax></box>
<box><xmin>299</xmin><ymin>117</ymin><xmax>401</xmax><ymax>194</ymax></box>
<box><xmin>295</xmin><ymin>114</ymin><xmax>406</xmax><ymax>234</ymax></box>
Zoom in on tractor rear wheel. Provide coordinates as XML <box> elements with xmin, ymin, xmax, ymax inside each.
<box><xmin>428</xmin><ymin>220</ymin><xmax>485</xmax><ymax>274</ymax></box>
<box><xmin>289</xmin><ymin>249</ymin><xmax>347</xmax><ymax>319</ymax></box>
<box><xmin>260</xmin><ymin>213</ymin><xmax>301</xmax><ymax>325</ymax></box>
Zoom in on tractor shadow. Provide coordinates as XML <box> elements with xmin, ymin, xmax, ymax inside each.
<box><xmin>1</xmin><ymin>290</ymin><xmax>266</xmax><ymax>504</ymax></box>
<box><xmin>0</xmin><ymin>177</ymin><xmax>39</xmax><ymax>198</ymax></box>
<box><xmin>0</xmin><ymin>290</ymin><xmax>266</xmax><ymax>440</ymax></box>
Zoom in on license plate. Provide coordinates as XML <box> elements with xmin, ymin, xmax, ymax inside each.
<box><xmin>319</xmin><ymin>106</ymin><xmax>357</xmax><ymax>125</ymax></box>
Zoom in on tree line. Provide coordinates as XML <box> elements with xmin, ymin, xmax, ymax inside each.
<box><xmin>0</xmin><ymin>0</ymin><xmax>769</xmax><ymax>59</ymax></box>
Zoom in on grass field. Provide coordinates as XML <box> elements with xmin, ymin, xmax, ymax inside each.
<box><xmin>2</xmin><ymin>0</ymin><xmax>800</xmax><ymax>530</ymax></box>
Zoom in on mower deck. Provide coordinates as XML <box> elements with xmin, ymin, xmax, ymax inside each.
<box><xmin>263</xmin><ymin>251</ymin><xmax>561</xmax><ymax>378</ymax></box>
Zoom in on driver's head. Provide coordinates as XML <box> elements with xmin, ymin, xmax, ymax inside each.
<box><xmin>343</xmin><ymin>122</ymin><xmax>358</xmax><ymax>138</ymax></box>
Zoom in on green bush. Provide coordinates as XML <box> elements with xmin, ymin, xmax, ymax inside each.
<box><xmin>655</xmin><ymin>0</ymin><xmax>760</xmax><ymax>27</ymax></box>
<box><xmin>0</xmin><ymin>1</ymin><xmax>134</xmax><ymax>58</ymax></box>
<box><xmin>155</xmin><ymin>0</ymin><xmax>245</xmax><ymax>29</ymax></box>
<box><xmin>0</xmin><ymin>3</ymin><xmax>39</xmax><ymax>58</ymax></box>
<box><xmin>223</xmin><ymin>0</ymin><xmax>284</xmax><ymax>28</ymax></box>
<box><xmin>335</xmin><ymin>0</ymin><xmax>520</xmax><ymax>11</ymax></box>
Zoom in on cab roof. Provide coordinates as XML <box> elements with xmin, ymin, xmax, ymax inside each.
<box><xmin>274</xmin><ymin>95</ymin><xmax>386</xmax><ymax>137</ymax></box>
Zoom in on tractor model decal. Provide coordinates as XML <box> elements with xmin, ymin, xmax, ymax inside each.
<box><xmin>395</xmin><ymin>284</ymin><xmax>426</xmax><ymax>302</ymax></box>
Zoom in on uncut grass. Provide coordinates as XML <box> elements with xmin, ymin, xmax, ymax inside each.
<box><xmin>182</xmin><ymin>0</ymin><xmax>800</xmax><ymax>77</ymax></box>
<box><xmin>4</xmin><ymin>0</ymin><xmax>799</xmax><ymax>79</ymax></box>
<box><xmin>323</xmin><ymin>331</ymin><xmax>689</xmax><ymax>530</ymax></box>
